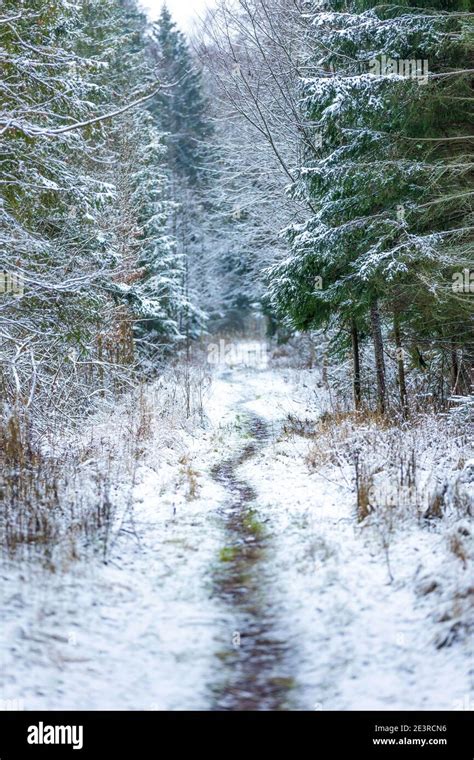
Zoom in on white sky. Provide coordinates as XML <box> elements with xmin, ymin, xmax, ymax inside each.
<box><xmin>139</xmin><ymin>0</ymin><xmax>216</xmax><ymax>32</ymax></box>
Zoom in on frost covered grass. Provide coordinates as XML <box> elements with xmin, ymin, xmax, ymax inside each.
<box><xmin>300</xmin><ymin>408</ymin><xmax>474</xmax><ymax>646</ymax></box>
<box><xmin>303</xmin><ymin>409</ymin><xmax>472</xmax><ymax>521</ymax></box>
<box><xmin>0</xmin><ymin>357</ymin><xmax>212</xmax><ymax>567</ymax></box>
<box><xmin>0</xmin><ymin>350</ymin><xmax>267</xmax><ymax>710</ymax></box>
<box><xmin>0</xmin><ymin>410</ymin><xmax>119</xmax><ymax>564</ymax></box>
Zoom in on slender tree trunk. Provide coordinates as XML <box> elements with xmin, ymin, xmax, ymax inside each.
<box><xmin>393</xmin><ymin>311</ymin><xmax>408</xmax><ymax>415</ymax></box>
<box><xmin>351</xmin><ymin>318</ymin><xmax>362</xmax><ymax>410</ymax></box>
<box><xmin>451</xmin><ymin>340</ymin><xmax>459</xmax><ymax>395</ymax></box>
<box><xmin>97</xmin><ymin>333</ymin><xmax>105</xmax><ymax>398</ymax></box>
<box><xmin>182</xmin><ymin>201</ymin><xmax>191</xmax><ymax>419</ymax></box>
<box><xmin>370</xmin><ymin>298</ymin><xmax>387</xmax><ymax>415</ymax></box>
<box><xmin>439</xmin><ymin>351</ymin><xmax>445</xmax><ymax>409</ymax></box>
<box><xmin>322</xmin><ymin>351</ymin><xmax>328</xmax><ymax>387</ymax></box>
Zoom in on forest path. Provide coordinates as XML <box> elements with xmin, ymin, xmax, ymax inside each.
<box><xmin>203</xmin><ymin>358</ymin><xmax>472</xmax><ymax>712</ymax></box>
<box><xmin>209</xmin><ymin>410</ymin><xmax>295</xmax><ymax>710</ymax></box>
<box><xmin>1</xmin><ymin>348</ymin><xmax>471</xmax><ymax>710</ymax></box>
<box><xmin>0</xmin><ymin>352</ymin><xmax>305</xmax><ymax>711</ymax></box>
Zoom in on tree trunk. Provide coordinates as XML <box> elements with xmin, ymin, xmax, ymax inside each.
<box><xmin>451</xmin><ymin>340</ymin><xmax>459</xmax><ymax>395</ymax></box>
<box><xmin>393</xmin><ymin>311</ymin><xmax>408</xmax><ymax>415</ymax></box>
<box><xmin>97</xmin><ymin>333</ymin><xmax>105</xmax><ymax>399</ymax></box>
<box><xmin>322</xmin><ymin>351</ymin><xmax>328</xmax><ymax>387</ymax></box>
<box><xmin>370</xmin><ymin>298</ymin><xmax>387</xmax><ymax>415</ymax></box>
<box><xmin>351</xmin><ymin>318</ymin><xmax>362</xmax><ymax>410</ymax></box>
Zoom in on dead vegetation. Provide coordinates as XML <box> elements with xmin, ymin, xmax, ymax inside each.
<box><xmin>282</xmin><ymin>399</ymin><xmax>473</xmax><ymax>645</ymax></box>
<box><xmin>178</xmin><ymin>455</ymin><xmax>201</xmax><ymax>500</ymax></box>
<box><xmin>296</xmin><ymin>407</ymin><xmax>471</xmax><ymax>525</ymax></box>
<box><xmin>0</xmin><ymin>356</ymin><xmax>210</xmax><ymax>565</ymax></box>
<box><xmin>0</xmin><ymin>407</ymin><xmax>123</xmax><ymax>564</ymax></box>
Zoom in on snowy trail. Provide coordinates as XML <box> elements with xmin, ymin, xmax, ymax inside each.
<box><xmin>206</xmin><ymin>362</ymin><xmax>472</xmax><ymax>711</ymax></box>
<box><xmin>232</xmin><ymin>371</ymin><xmax>473</xmax><ymax>711</ymax></box>
<box><xmin>0</xmin><ymin>357</ymin><xmax>471</xmax><ymax>711</ymax></box>
<box><xmin>1</xmin><ymin>360</ymin><xmax>299</xmax><ymax>711</ymax></box>
<box><xmin>210</xmin><ymin>411</ymin><xmax>295</xmax><ymax>710</ymax></box>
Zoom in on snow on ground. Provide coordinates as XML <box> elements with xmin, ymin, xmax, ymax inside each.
<box><xmin>1</xmin><ymin>344</ymin><xmax>472</xmax><ymax>710</ymax></box>
<box><xmin>237</xmin><ymin>407</ymin><xmax>472</xmax><ymax>710</ymax></box>
<box><xmin>0</xmin><ymin>368</ymin><xmax>232</xmax><ymax>710</ymax></box>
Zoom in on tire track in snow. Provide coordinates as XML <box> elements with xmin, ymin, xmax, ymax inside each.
<box><xmin>209</xmin><ymin>411</ymin><xmax>296</xmax><ymax>711</ymax></box>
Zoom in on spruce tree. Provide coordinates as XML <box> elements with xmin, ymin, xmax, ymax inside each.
<box><xmin>268</xmin><ymin>0</ymin><xmax>474</xmax><ymax>412</ymax></box>
<box><xmin>149</xmin><ymin>4</ymin><xmax>212</xmax><ymax>183</ymax></box>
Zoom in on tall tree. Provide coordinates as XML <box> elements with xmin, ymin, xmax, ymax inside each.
<box><xmin>268</xmin><ymin>0</ymin><xmax>474</xmax><ymax>412</ymax></box>
<box><xmin>0</xmin><ymin>0</ymin><xmax>182</xmax><ymax>422</ymax></box>
<box><xmin>149</xmin><ymin>4</ymin><xmax>212</xmax><ymax>183</ymax></box>
<box><xmin>147</xmin><ymin>4</ymin><xmax>216</xmax><ymax>340</ymax></box>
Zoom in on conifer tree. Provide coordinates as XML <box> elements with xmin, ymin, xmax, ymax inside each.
<box><xmin>149</xmin><ymin>4</ymin><xmax>212</xmax><ymax>183</ymax></box>
<box><xmin>268</xmin><ymin>0</ymin><xmax>474</xmax><ymax>412</ymax></box>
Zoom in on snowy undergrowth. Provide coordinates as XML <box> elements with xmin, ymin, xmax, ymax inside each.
<box><xmin>1</xmin><ymin>352</ymin><xmax>288</xmax><ymax>709</ymax></box>
<box><xmin>0</xmin><ymin>361</ymin><xmax>243</xmax><ymax>709</ymax></box>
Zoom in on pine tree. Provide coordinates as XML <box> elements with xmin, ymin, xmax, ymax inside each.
<box><xmin>0</xmin><ymin>0</ymin><xmax>183</xmax><ymax>416</ymax></box>
<box><xmin>149</xmin><ymin>4</ymin><xmax>212</xmax><ymax>183</ymax></box>
<box><xmin>147</xmin><ymin>5</ymin><xmax>217</xmax><ymax>342</ymax></box>
<box><xmin>85</xmin><ymin>0</ymin><xmax>185</xmax><ymax>363</ymax></box>
<box><xmin>0</xmin><ymin>0</ymin><xmax>114</xmax><ymax>410</ymax></box>
<box><xmin>268</xmin><ymin>0</ymin><xmax>474</xmax><ymax>412</ymax></box>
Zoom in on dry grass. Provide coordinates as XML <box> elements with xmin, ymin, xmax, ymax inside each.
<box><xmin>0</xmin><ymin>411</ymin><xmax>115</xmax><ymax>561</ymax></box>
<box><xmin>317</xmin><ymin>408</ymin><xmax>395</xmax><ymax>431</ymax></box>
<box><xmin>292</xmin><ymin>404</ymin><xmax>471</xmax><ymax>527</ymax></box>
<box><xmin>135</xmin><ymin>389</ymin><xmax>154</xmax><ymax>443</ymax></box>
<box><xmin>178</xmin><ymin>455</ymin><xmax>200</xmax><ymax>500</ymax></box>
<box><xmin>449</xmin><ymin>533</ymin><xmax>468</xmax><ymax>568</ymax></box>
<box><xmin>288</xmin><ymin>397</ymin><xmax>473</xmax><ymax>637</ymax></box>
<box><xmin>0</xmin><ymin>371</ymin><xmax>180</xmax><ymax>564</ymax></box>
<box><xmin>355</xmin><ymin>466</ymin><xmax>374</xmax><ymax>522</ymax></box>
<box><xmin>425</xmin><ymin>487</ymin><xmax>447</xmax><ymax>520</ymax></box>
<box><xmin>305</xmin><ymin>445</ymin><xmax>336</xmax><ymax>469</ymax></box>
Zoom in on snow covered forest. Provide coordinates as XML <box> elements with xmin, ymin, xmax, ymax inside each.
<box><xmin>1</xmin><ymin>0</ymin><xmax>473</xmax><ymax>712</ymax></box>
